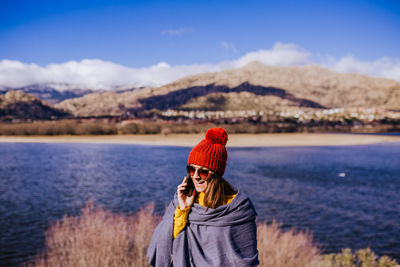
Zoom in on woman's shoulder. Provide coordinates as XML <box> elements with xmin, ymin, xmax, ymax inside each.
<box><xmin>227</xmin><ymin>190</ymin><xmax>255</xmax><ymax>208</ymax></box>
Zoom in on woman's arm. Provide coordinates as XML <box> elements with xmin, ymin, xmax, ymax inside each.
<box><xmin>173</xmin><ymin>207</ymin><xmax>190</xmax><ymax>238</ymax></box>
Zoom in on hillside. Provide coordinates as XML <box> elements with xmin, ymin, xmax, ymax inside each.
<box><xmin>55</xmin><ymin>62</ymin><xmax>400</xmax><ymax>117</ymax></box>
<box><xmin>55</xmin><ymin>91</ymin><xmax>144</xmax><ymax>117</ymax></box>
<box><xmin>0</xmin><ymin>90</ymin><xmax>70</xmax><ymax>121</ymax></box>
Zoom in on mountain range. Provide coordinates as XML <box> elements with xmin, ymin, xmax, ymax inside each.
<box><xmin>55</xmin><ymin>61</ymin><xmax>400</xmax><ymax>117</ymax></box>
<box><xmin>0</xmin><ymin>84</ymin><xmax>143</xmax><ymax>105</ymax></box>
<box><xmin>1</xmin><ymin>61</ymin><xmax>400</xmax><ymax>119</ymax></box>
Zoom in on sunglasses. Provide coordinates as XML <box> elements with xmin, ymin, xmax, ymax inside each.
<box><xmin>187</xmin><ymin>165</ymin><xmax>214</xmax><ymax>180</ymax></box>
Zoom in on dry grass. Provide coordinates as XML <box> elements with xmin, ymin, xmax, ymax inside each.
<box><xmin>0</xmin><ymin>120</ymin><xmax>117</xmax><ymax>135</ymax></box>
<box><xmin>26</xmin><ymin>202</ymin><xmax>399</xmax><ymax>267</ymax></box>
<box><xmin>257</xmin><ymin>220</ymin><xmax>321</xmax><ymax>267</ymax></box>
<box><xmin>27</xmin><ymin>202</ymin><xmax>160</xmax><ymax>267</ymax></box>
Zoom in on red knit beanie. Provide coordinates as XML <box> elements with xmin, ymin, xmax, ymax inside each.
<box><xmin>187</xmin><ymin>128</ymin><xmax>228</xmax><ymax>176</ymax></box>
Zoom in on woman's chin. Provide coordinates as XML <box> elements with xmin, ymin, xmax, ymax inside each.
<box><xmin>194</xmin><ymin>183</ymin><xmax>207</xmax><ymax>192</ymax></box>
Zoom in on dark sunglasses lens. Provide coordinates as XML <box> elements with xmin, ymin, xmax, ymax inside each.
<box><xmin>187</xmin><ymin>166</ymin><xmax>195</xmax><ymax>176</ymax></box>
<box><xmin>198</xmin><ymin>169</ymin><xmax>209</xmax><ymax>179</ymax></box>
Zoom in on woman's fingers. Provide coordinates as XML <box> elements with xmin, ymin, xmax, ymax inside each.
<box><xmin>177</xmin><ymin>176</ymin><xmax>191</xmax><ymax>210</ymax></box>
<box><xmin>177</xmin><ymin>178</ymin><xmax>188</xmax><ymax>210</ymax></box>
<box><xmin>177</xmin><ymin>176</ymin><xmax>188</xmax><ymax>193</ymax></box>
<box><xmin>181</xmin><ymin>176</ymin><xmax>187</xmax><ymax>183</ymax></box>
<box><xmin>177</xmin><ymin>185</ymin><xmax>185</xmax><ymax>190</ymax></box>
<box><xmin>177</xmin><ymin>184</ymin><xmax>188</xmax><ymax>195</ymax></box>
<box><xmin>177</xmin><ymin>176</ymin><xmax>195</xmax><ymax>210</ymax></box>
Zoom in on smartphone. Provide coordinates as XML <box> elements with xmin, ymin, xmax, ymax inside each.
<box><xmin>183</xmin><ymin>175</ymin><xmax>195</xmax><ymax>196</ymax></box>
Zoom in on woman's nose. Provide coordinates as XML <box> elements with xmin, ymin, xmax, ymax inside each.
<box><xmin>193</xmin><ymin>170</ymin><xmax>200</xmax><ymax>179</ymax></box>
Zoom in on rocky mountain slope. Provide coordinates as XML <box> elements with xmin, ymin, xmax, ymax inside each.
<box><xmin>0</xmin><ymin>90</ymin><xmax>70</xmax><ymax>120</ymax></box>
<box><xmin>53</xmin><ymin>62</ymin><xmax>400</xmax><ymax>117</ymax></box>
<box><xmin>0</xmin><ymin>84</ymin><xmax>98</xmax><ymax>104</ymax></box>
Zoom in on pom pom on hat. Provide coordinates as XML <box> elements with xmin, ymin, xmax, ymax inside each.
<box><xmin>205</xmin><ymin>128</ymin><xmax>228</xmax><ymax>145</ymax></box>
<box><xmin>188</xmin><ymin>127</ymin><xmax>228</xmax><ymax>176</ymax></box>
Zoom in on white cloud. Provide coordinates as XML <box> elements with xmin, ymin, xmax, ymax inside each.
<box><xmin>1</xmin><ymin>42</ymin><xmax>399</xmax><ymax>90</ymax></box>
<box><xmin>161</xmin><ymin>27</ymin><xmax>193</xmax><ymax>36</ymax></box>
<box><xmin>321</xmin><ymin>54</ymin><xmax>400</xmax><ymax>81</ymax></box>
<box><xmin>232</xmin><ymin>42</ymin><xmax>311</xmax><ymax>68</ymax></box>
<box><xmin>0</xmin><ymin>59</ymin><xmax>220</xmax><ymax>89</ymax></box>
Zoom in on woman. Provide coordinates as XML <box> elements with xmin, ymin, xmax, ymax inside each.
<box><xmin>147</xmin><ymin>128</ymin><xmax>259</xmax><ymax>267</ymax></box>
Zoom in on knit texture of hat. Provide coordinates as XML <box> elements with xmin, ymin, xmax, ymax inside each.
<box><xmin>188</xmin><ymin>128</ymin><xmax>228</xmax><ymax>176</ymax></box>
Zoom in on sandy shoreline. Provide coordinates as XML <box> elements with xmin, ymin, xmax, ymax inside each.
<box><xmin>0</xmin><ymin>133</ymin><xmax>399</xmax><ymax>147</ymax></box>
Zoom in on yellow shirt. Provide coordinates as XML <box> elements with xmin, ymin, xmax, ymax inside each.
<box><xmin>173</xmin><ymin>192</ymin><xmax>237</xmax><ymax>238</ymax></box>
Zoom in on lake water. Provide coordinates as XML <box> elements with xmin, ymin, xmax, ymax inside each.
<box><xmin>1</xmin><ymin>142</ymin><xmax>400</xmax><ymax>266</ymax></box>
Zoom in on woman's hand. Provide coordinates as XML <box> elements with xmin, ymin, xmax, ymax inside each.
<box><xmin>177</xmin><ymin>176</ymin><xmax>195</xmax><ymax>210</ymax></box>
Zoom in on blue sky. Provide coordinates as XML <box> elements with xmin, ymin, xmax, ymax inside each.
<box><xmin>0</xmin><ymin>0</ymin><xmax>400</xmax><ymax>89</ymax></box>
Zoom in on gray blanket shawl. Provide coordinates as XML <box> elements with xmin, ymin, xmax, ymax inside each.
<box><xmin>147</xmin><ymin>190</ymin><xmax>259</xmax><ymax>267</ymax></box>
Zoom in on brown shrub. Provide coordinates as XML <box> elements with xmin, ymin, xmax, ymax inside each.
<box><xmin>320</xmin><ymin>248</ymin><xmax>399</xmax><ymax>267</ymax></box>
<box><xmin>0</xmin><ymin>120</ymin><xmax>117</xmax><ymax>135</ymax></box>
<box><xmin>257</xmin><ymin>220</ymin><xmax>321</xmax><ymax>267</ymax></box>
<box><xmin>27</xmin><ymin>202</ymin><xmax>160</xmax><ymax>267</ymax></box>
<box><xmin>74</xmin><ymin>121</ymin><xmax>117</xmax><ymax>135</ymax></box>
